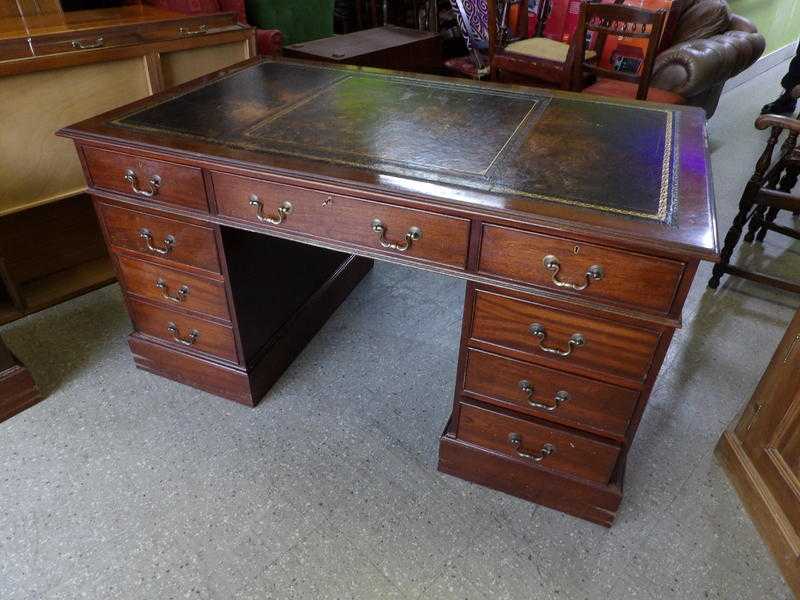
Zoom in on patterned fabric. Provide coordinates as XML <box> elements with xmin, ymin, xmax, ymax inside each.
<box><xmin>449</xmin><ymin>0</ymin><xmax>503</xmax><ymax>49</ymax></box>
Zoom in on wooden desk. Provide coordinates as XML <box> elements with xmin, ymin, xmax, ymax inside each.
<box><xmin>0</xmin><ymin>6</ymin><xmax>255</xmax><ymax>324</ymax></box>
<box><xmin>0</xmin><ymin>336</ymin><xmax>40</xmax><ymax>422</ymax></box>
<box><xmin>60</xmin><ymin>59</ymin><xmax>718</xmax><ymax>526</ymax></box>
<box><xmin>284</xmin><ymin>26</ymin><xmax>442</xmax><ymax>73</ymax></box>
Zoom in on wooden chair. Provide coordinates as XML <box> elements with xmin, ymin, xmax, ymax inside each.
<box><xmin>708</xmin><ymin>112</ymin><xmax>800</xmax><ymax>293</ymax></box>
<box><xmin>568</xmin><ymin>2</ymin><xmax>683</xmax><ymax>103</ymax></box>
<box><xmin>488</xmin><ymin>0</ymin><xmax>596</xmax><ymax>89</ymax></box>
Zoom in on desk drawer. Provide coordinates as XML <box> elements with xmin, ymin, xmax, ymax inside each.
<box><xmin>117</xmin><ymin>255</ymin><xmax>230</xmax><ymax>321</ymax></box>
<box><xmin>99</xmin><ymin>203</ymin><xmax>221</xmax><ymax>274</ymax></box>
<box><xmin>462</xmin><ymin>348</ymin><xmax>639</xmax><ymax>439</ymax></box>
<box><xmin>470</xmin><ymin>289</ymin><xmax>660</xmax><ymax>383</ymax></box>
<box><xmin>212</xmin><ymin>172</ymin><xmax>470</xmax><ymax>270</ymax></box>
<box><xmin>85</xmin><ymin>147</ymin><xmax>208</xmax><ymax>212</ymax></box>
<box><xmin>457</xmin><ymin>402</ymin><xmax>620</xmax><ymax>484</ymax></box>
<box><xmin>128</xmin><ymin>298</ymin><xmax>237</xmax><ymax>363</ymax></box>
<box><xmin>479</xmin><ymin>224</ymin><xmax>684</xmax><ymax>314</ymax></box>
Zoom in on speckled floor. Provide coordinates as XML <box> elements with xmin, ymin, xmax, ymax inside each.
<box><xmin>2</xmin><ymin>63</ymin><xmax>799</xmax><ymax>600</ymax></box>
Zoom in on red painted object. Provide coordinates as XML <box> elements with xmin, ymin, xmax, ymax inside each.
<box><xmin>143</xmin><ymin>0</ymin><xmax>283</xmax><ymax>55</ymax></box>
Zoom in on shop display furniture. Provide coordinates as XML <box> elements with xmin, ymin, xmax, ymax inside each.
<box><xmin>284</xmin><ymin>25</ymin><xmax>441</xmax><ymax>73</ymax></box>
<box><xmin>717</xmin><ymin>306</ymin><xmax>800</xmax><ymax>597</ymax></box>
<box><xmin>0</xmin><ymin>4</ymin><xmax>256</xmax><ymax>324</ymax></box>
<box><xmin>0</xmin><ymin>336</ymin><xmax>40</xmax><ymax>423</ymax></box>
<box><xmin>143</xmin><ymin>0</ymin><xmax>283</xmax><ymax>56</ymax></box>
<box><xmin>709</xmin><ymin>111</ymin><xmax>800</xmax><ymax>293</ymax></box>
<box><xmin>60</xmin><ymin>58</ymin><xmax>717</xmax><ymax>526</ymax></box>
<box><xmin>568</xmin><ymin>3</ymin><xmax>684</xmax><ymax>104</ymax></box>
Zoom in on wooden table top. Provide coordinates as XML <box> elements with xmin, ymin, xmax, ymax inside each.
<box><xmin>0</xmin><ymin>5</ymin><xmax>186</xmax><ymax>42</ymax></box>
<box><xmin>61</xmin><ymin>59</ymin><xmax>718</xmax><ymax>260</ymax></box>
<box><xmin>284</xmin><ymin>25</ymin><xmax>440</xmax><ymax>61</ymax></box>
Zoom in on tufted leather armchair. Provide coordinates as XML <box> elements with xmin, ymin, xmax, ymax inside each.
<box><xmin>245</xmin><ymin>0</ymin><xmax>334</xmax><ymax>46</ymax></box>
<box><xmin>651</xmin><ymin>0</ymin><xmax>765</xmax><ymax>117</ymax></box>
<box><xmin>143</xmin><ymin>0</ymin><xmax>283</xmax><ymax>56</ymax></box>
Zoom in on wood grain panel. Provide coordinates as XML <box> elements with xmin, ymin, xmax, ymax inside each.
<box><xmin>479</xmin><ymin>224</ymin><xmax>685</xmax><ymax>314</ymax></box>
<box><xmin>99</xmin><ymin>202</ymin><xmax>221</xmax><ymax>274</ymax></box>
<box><xmin>0</xmin><ymin>57</ymin><xmax>150</xmax><ymax>216</ymax></box>
<box><xmin>462</xmin><ymin>348</ymin><xmax>639</xmax><ymax>439</ymax></box>
<box><xmin>117</xmin><ymin>254</ymin><xmax>229</xmax><ymax>321</ymax></box>
<box><xmin>213</xmin><ymin>171</ymin><xmax>470</xmax><ymax>270</ymax></box>
<box><xmin>470</xmin><ymin>289</ymin><xmax>661</xmax><ymax>383</ymax></box>
<box><xmin>128</xmin><ymin>297</ymin><xmax>237</xmax><ymax>363</ymax></box>
<box><xmin>161</xmin><ymin>41</ymin><xmax>249</xmax><ymax>89</ymax></box>
<box><xmin>457</xmin><ymin>401</ymin><xmax>621</xmax><ymax>484</ymax></box>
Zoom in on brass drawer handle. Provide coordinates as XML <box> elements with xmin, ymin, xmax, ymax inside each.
<box><xmin>179</xmin><ymin>25</ymin><xmax>208</xmax><ymax>36</ymax></box>
<box><xmin>139</xmin><ymin>228</ymin><xmax>175</xmax><ymax>256</ymax></box>
<box><xmin>155</xmin><ymin>279</ymin><xmax>189</xmax><ymax>303</ymax></box>
<box><xmin>124</xmin><ymin>169</ymin><xmax>161</xmax><ymax>198</ymax></box>
<box><xmin>71</xmin><ymin>36</ymin><xmax>104</xmax><ymax>50</ymax></box>
<box><xmin>508</xmin><ymin>433</ymin><xmax>555</xmax><ymax>462</ymax></box>
<box><xmin>542</xmin><ymin>255</ymin><xmax>603</xmax><ymax>291</ymax></box>
<box><xmin>528</xmin><ymin>323</ymin><xmax>585</xmax><ymax>358</ymax></box>
<box><xmin>249</xmin><ymin>195</ymin><xmax>292</xmax><ymax>225</ymax></box>
<box><xmin>167</xmin><ymin>322</ymin><xmax>199</xmax><ymax>346</ymax></box>
<box><xmin>371</xmin><ymin>219</ymin><xmax>421</xmax><ymax>252</ymax></box>
<box><xmin>518</xmin><ymin>380</ymin><xmax>570</xmax><ymax>412</ymax></box>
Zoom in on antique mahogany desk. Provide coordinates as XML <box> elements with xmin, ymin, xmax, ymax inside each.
<box><xmin>60</xmin><ymin>59</ymin><xmax>718</xmax><ymax>526</ymax></box>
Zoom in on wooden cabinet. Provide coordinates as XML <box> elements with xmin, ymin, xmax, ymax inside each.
<box><xmin>717</xmin><ymin>308</ymin><xmax>800</xmax><ymax>596</ymax></box>
<box><xmin>0</xmin><ymin>5</ymin><xmax>255</xmax><ymax>324</ymax></box>
<box><xmin>0</xmin><ymin>336</ymin><xmax>40</xmax><ymax>423</ymax></box>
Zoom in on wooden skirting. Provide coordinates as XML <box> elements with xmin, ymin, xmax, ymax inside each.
<box><xmin>716</xmin><ymin>431</ymin><xmax>799</xmax><ymax>596</ymax></box>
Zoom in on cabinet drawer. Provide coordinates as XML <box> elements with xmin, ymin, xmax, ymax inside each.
<box><xmin>212</xmin><ymin>172</ymin><xmax>470</xmax><ymax>270</ymax></box>
<box><xmin>85</xmin><ymin>147</ymin><xmax>208</xmax><ymax>212</ymax></box>
<box><xmin>478</xmin><ymin>224</ymin><xmax>684</xmax><ymax>314</ymax></box>
<box><xmin>457</xmin><ymin>402</ymin><xmax>621</xmax><ymax>484</ymax></box>
<box><xmin>117</xmin><ymin>255</ymin><xmax>230</xmax><ymax>321</ymax></box>
<box><xmin>98</xmin><ymin>203</ymin><xmax>220</xmax><ymax>274</ymax></box>
<box><xmin>462</xmin><ymin>348</ymin><xmax>639</xmax><ymax>439</ymax></box>
<box><xmin>470</xmin><ymin>289</ymin><xmax>660</xmax><ymax>383</ymax></box>
<box><xmin>128</xmin><ymin>298</ymin><xmax>237</xmax><ymax>363</ymax></box>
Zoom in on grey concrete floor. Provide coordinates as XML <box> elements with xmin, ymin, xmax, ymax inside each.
<box><xmin>3</xmin><ymin>63</ymin><xmax>800</xmax><ymax>600</ymax></box>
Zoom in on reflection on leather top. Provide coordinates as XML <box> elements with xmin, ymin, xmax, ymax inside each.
<box><xmin>117</xmin><ymin>61</ymin><xmax>677</xmax><ymax>222</ymax></box>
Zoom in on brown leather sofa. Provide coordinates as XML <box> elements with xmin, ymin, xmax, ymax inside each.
<box><xmin>651</xmin><ymin>0</ymin><xmax>765</xmax><ymax>117</ymax></box>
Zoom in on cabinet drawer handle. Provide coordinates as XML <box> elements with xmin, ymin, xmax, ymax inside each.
<box><xmin>155</xmin><ymin>279</ymin><xmax>189</xmax><ymax>303</ymax></box>
<box><xmin>249</xmin><ymin>195</ymin><xmax>292</xmax><ymax>225</ymax></box>
<box><xmin>124</xmin><ymin>169</ymin><xmax>161</xmax><ymax>197</ymax></box>
<box><xmin>167</xmin><ymin>322</ymin><xmax>199</xmax><ymax>346</ymax></box>
<box><xmin>71</xmin><ymin>36</ymin><xmax>104</xmax><ymax>50</ymax></box>
<box><xmin>542</xmin><ymin>255</ymin><xmax>603</xmax><ymax>291</ymax></box>
<box><xmin>139</xmin><ymin>228</ymin><xmax>175</xmax><ymax>256</ymax></box>
<box><xmin>508</xmin><ymin>433</ymin><xmax>555</xmax><ymax>462</ymax></box>
<box><xmin>179</xmin><ymin>25</ymin><xmax>208</xmax><ymax>36</ymax></box>
<box><xmin>518</xmin><ymin>380</ymin><xmax>570</xmax><ymax>412</ymax></box>
<box><xmin>528</xmin><ymin>323</ymin><xmax>585</xmax><ymax>358</ymax></box>
<box><xmin>371</xmin><ymin>219</ymin><xmax>421</xmax><ymax>252</ymax></box>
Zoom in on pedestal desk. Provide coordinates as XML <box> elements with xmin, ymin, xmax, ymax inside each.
<box><xmin>60</xmin><ymin>59</ymin><xmax>718</xmax><ymax>526</ymax></box>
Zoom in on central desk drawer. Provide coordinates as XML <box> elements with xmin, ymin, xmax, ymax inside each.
<box><xmin>212</xmin><ymin>172</ymin><xmax>470</xmax><ymax>270</ymax></box>
<box><xmin>470</xmin><ymin>289</ymin><xmax>660</xmax><ymax>383</ymax></box>
<box><xmin>478</xmin><ymin>224</ymin><xmax>685</xmax><ymax>314</ymax></box>
<box><xmin>117</xmin><ymin>255</ymin><xmax>230</xmax><ymax>321</ymax></box>
<box><xmin>85</xmin><ymin>147</ymin><xmax>208</xmax><ymax>212</ymax></box>
<box><xmin>462</xmin><ymin>348</ymin><xmax>639</xmax><ymax>439</ymax></box>
<box><xmin>457</xmin><ymin>402</ymin><xmax>621</xmax><ymax>484</ymax></box>
<box><xmin>128</xmin><ymin>298</ymin><xmax>237</xmax><ymax>363</ymax></box>
<box><xmin>98</xmin><ymin>203</ymin><xmax>221</xmax><ymax>274</ymax></box>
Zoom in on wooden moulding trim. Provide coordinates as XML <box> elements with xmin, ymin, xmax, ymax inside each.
<box><xmin>716</xmin><ymin>431</ymin><xmax>800</xmax><ymax>593</ymax></box>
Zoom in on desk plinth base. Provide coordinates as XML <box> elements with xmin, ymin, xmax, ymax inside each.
<box><xmin>438</xmin><ymin>433</ymin><xmax>623</xmax><ymax>527</ymax></box>
<box><xmin>129</xmin><ymin>255</ymin><xmax>374</xmax><ymax>407</ymax></box>
<box><xmin>0</xmin><ymin>343</ymin><xmax>42</xmax><ymax>422</ymax></box>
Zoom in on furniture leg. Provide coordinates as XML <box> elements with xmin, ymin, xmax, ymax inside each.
<box><xmin>0</xmin><ymin>336</ymin><xmax>41</xmax><ymax>422</ymax></box>
<box><xmin>744</xmin><ymin>204</ymin><xmax>768</xmax><ymax>243</ymax></box>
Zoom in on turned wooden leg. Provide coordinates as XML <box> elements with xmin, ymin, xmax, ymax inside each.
<box><xmin>744</xmin><ymin>205</ymin><xmax>768</xmax><ymax>243</ymax></box>
<box><xmin>755</xmin><ymin>206</ymin><xmax>781</xmax><ymax>243</ymax></box>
